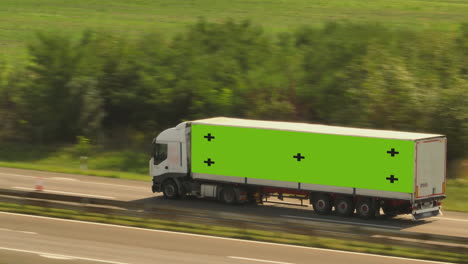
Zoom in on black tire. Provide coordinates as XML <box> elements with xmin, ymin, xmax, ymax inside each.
<box><xmin>162</xmin><ymin>180</ymin><xmax>179</xmax><ymax>199</ymax></box>
<box><xmin>334</xmin><ymin>196</ymin><xmax>354</xmax><ymax>217</ymax></box>
<box><xmin>312</xmin><ymin>194</ymin><xmax>332</xmax><ymax>215</ymax></box>
<box><xmin>356</xmin><ymin>199</ymin><xmax>377</xmax><ymax>219</ymax></box>
<box><xmin>220</xmin><ymin>187</ymin><xmax>237</xmax><ymax>204</ymax></box>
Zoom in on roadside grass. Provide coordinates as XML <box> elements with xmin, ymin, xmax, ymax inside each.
<box><xmin>0</xmin><ymin>202</ymin><xmax>466</xmax><ymax>264</ymax></box>
<box><xmin>444</xmin><ymin>178</ymin><xmax>468</xmax><ymax>212</ymax></box>
<box><xmin>0</xmin><ymin>161</ymin><xmax>149</xmax><ymax>181</ymax></box>
<box><xmin>0</xmin><ymin>143</ymin><xmax>149</xmax><ymax>181</ymax></box>
<box><xmin>1</xmin><ymin>0</ymin><xmax>467</xmax><ymax>60</ymax></box>
<box><xmin>444</xmin><ymin>160</ymin><xmax>468</xmax><ymax>212</ymax></box>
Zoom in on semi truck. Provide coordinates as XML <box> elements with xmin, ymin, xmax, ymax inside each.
<box><xmin>150</xmin><ymin>117</ymin><xmax>446</xmax><ymax>220</ymax></box>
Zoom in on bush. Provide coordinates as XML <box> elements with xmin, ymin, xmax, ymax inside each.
<box><xmin>0</xmin><ymin>20</ymin><xmax>466</xmax><ymax>162</ymax></box>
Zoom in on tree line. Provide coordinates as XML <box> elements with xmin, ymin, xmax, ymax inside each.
<box><xmin>0</xmin><ymin>20</ymin><xmax>467</xmax><ymax>160</ymax></box>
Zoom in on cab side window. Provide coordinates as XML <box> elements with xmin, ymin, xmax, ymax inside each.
<box><xmin>153</xmin><ymin>143</ymin><xmax>168</xmax><ymax>165</ymax></box>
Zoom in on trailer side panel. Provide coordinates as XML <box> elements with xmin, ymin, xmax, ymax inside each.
<box><xmin>192</xmin><ymin>124</ymin><xmax>414</xmax><ymax>193</ymax></box>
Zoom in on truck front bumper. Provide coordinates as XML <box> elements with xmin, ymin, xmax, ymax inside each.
<box><xmin>152</xmin><ymin>177</ymin><xmax>162</xmax><ymax>193</ymax></box>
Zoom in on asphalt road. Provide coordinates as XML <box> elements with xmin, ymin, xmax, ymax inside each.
<box><xmin>0</xmin><ymin>212</ymin><xmax>457</xmax><ymax>264</ymax></box>
<box><xmin>0</xmin><ymin>167</ymin><xmax>467</xmax><ymax>238</ymax></box>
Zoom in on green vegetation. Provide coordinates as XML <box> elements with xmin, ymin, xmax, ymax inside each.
<box><xmin>444</xmin><ymin>160</ymin><xmax>468</xmax><ymax>212</ymax></box>
<box><xmin>1</xmin><ymin>0</ymin><xmax>467</xmax><ymax>59</ymax></box>
<box><xmin>444</xmin><ymin>178</ymin><xmax>468</xmax><ymax>212</ymax></box>
<box><xmin>0</xmin><ymin>161</ymin><xmax>148</xmax><ymax>181</ymax></box>
<box><xmin>0</xmin><ymin>202</ymin><xmax>466</xmax><ymax>263</ymax></box>
<box><xmin>0</xmin><ymin>142</ymin><xmax>149</xmax><ymax>181</ymax></box>
<box><xmin>1</xmin><ymin>20</ymin><xmax>466</xmax><ymax>160</ymax></box>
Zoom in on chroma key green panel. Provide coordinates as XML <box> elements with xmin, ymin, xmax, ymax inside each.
<box><xmin>191</xmin><ymin>124</ymin><xmax>414</xmax><ymax>193</ymax></box>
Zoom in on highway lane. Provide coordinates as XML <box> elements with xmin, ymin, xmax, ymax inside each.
<box><xmin>0</xmin><ymin>212</ymin><xmax>456</xmax><ymax>264</ymax></box>
<box><xmin>0</xmin><ymin>167</ymin><xmax>467</xmax><ymax>238</ymax></box>
<box><xmin>0</xmin><ymin>167</ymin><xmax>149</xmax><ymax>201</ymax></box>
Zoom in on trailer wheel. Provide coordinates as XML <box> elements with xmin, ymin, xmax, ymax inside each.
<box><xmin>162</xmin><ymin>180</ymin><xmax>179</xmax><ymax>199</ymax></box>
<box><xmin>335</xmin><ymin>196</ymin><xmax>354</xmax><ymax>217</ymax></box>
<box><xmin>356</xmin><ymin>199</ymin><xmax>376</xmax><ymax>219</ymax></box>
<box><xmin>312</xmin><ymin>194</ymin><xmax>332</xmax><ymax>215</ymax></box>
<box><xmin>220</xmin><ymin>187</ymin><xmax>237</xmax><ymax>204</ymax></box>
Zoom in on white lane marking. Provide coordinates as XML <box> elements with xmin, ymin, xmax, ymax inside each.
<box><xmin>228</xmin><ymin>256</ymin><xmax>295</xmax><ymax>264</ymax></box>
<box><xmin>0</xmin><ymin>172</ymin><xmax>148</xmax><ymax>190</ymax></box>
<box><xmin>51</xmin><ymin>177</ymin><xmax>78</xmax><ymax>181</ymax></box>
<box><xmin>19</xmin><ymin>231</ymin><xmax>37</xmax><ymax>235</ymax></box>
<box><xmin>0</xmin><ymin>173</ymin><xmax>35</xmax><ymax>178</ymax></box>
<box><xmin>77</xmin><ymin>181</ymin><xmax>148</xmax><ymax>190</ymax></box>
<box><xmin>434</xmin><ymin>217</ymin><xmax>468</xmax><ymax>222</ymax></box>
<box><xmin>40</xmin><ymin>253</ymin><xmax>74</xmax><ymax>260</ymax></box>
<box><xmin>281</xmin><ymin>215</ymin><xmax>400</xmax><ymax>229</ymax></box>
<box><xmin>0</xmin><ymin>246</ymin><xmax>130</xmax><ymax>264</ymax></box>
<box><xmin>0</xmin><ymin>228</ymin><xmax>36</xmax><ymax>235</ymax></box>
<box><xmin>0</xmin><ymin>212</ymin><xmax>453</xmax><ymax>264</ymax></box>
<box><xmin>13</xmin><ymin>187</ymin><xmax>116</xmax><ymax>199</ymax></box>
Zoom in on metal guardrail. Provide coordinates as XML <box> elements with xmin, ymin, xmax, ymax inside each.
<box><xmin>0</xmin><ymin>188</ymin><xmax>467</xmax><ymax>255</ymax></box>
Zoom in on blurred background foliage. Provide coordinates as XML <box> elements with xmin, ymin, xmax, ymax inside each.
<box><xmin>0</xmin><ymin>20</ymin><xmax>467</xmax><ymax>175</ymax></box>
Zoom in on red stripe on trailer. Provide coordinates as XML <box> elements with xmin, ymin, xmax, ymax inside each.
<box><xmin>415</xmin><ymin>193</ymin><xmax>445</xmax><ymax>199</ymax></box>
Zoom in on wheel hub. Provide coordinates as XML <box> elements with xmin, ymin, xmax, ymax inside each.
<box><xmin>361</xmin><ymin>204</ymin><xmax>369</xmax><ymax>213</ymax></box>
<box><xmin>165</xmin><ymin>185</ymin><xmax>175</xmax><ymax>196</ymax></box>
<box><xmin>317</xmin><ymin>200</ymin><xmax>325</xmax><ymax>209</ymax></box>
<box><xmin>225</xmin><ymin>192</ymin><xmax>233</xmax><ymax>202</ymax></box>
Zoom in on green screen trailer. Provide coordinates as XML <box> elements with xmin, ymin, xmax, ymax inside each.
<box><xmin>151</xmin><ymin>117</ymin><xmax>446</xmax><ymax>219</ymax></box>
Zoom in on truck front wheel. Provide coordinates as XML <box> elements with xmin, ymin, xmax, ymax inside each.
<box><xmin>162</xmin><ymin>180</ymin><xmax>179</xmax><ymax>199</ymax></box>
<box><xmin>312</xmin><ymin>194</ymin><xmax>332</xmax><ymax>215</ymax></box>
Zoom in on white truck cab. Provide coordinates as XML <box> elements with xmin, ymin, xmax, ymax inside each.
<box><xmin>150</xmin><ymin>122</ymin><xmax>189</xmax><ymax>193</ymax></box>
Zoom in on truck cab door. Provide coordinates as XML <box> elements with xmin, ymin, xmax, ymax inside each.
<box><xmin>151</xmin><ymin>142</ymin><xmax>169</xmax><ymax>176</ymax></box>
<box><xmin>151</xmin><ymin>142</ymin><xmax>184</xmax><ymax>176</ymax></box>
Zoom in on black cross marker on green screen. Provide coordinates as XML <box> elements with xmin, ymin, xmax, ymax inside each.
<box><xmin>204</xmin><ymin>158</ymin><xmax>215</xmax><ymax>166</ymax></box>
<box><xmin>204</xmin><ymin>133</ymin><xmax>215</xmax><ymax>141</ymax></box>
<box><xmin>387</xmin><ymin>148</ymin><xmax>399</xmax><ymax>157</ymax></box>
<box><xmin>386</xmin><ymin>175</ymin><xmax>398</xmax><ymax>183</ymax></box>
<box><xmin>293</xmin><ymin>153</ymin><xmax>305</xmax><ymax>161</ymax></box>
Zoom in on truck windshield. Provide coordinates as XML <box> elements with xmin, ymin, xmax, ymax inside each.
<box><xmin>153</xmin><ymin>143</ymin><xmax>168</xmax><ymax>165</ymax></box>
